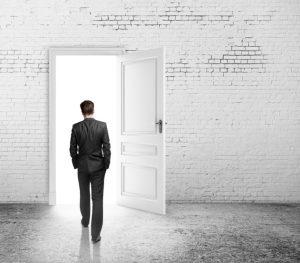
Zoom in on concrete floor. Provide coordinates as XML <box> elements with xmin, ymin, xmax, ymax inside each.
<box><xmin>0</xmin><ymin>203</ymin><xmax>299</xmax><ymax>263</ymax></box>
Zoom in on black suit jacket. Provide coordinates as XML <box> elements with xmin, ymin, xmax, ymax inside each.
<box><xmin>69</xmin><ymin>118</ymin><xmax>111</xmax><ymax>172</ymax></box>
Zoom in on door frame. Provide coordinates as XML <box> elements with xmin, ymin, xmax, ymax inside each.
<box><xmin>48</xmin><ymin>46</ymin><xmax>125</xmax><ymax>205</ymax></box>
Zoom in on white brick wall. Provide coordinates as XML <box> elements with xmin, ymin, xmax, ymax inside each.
<box><xmin>0</xmin><ymin>0</ymin><xmax>299</xmax><ymax>203</ymax></box>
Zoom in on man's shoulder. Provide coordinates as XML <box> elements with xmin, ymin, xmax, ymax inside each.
<box><xmin>72</xmin><ymin>120</ymin><xmax>84</xmax><ymax>128</ymax></box>
<box><xmin>95</xmin><ymin>120</ymin><xmax>106</xmax><ymax>126</ymax></box>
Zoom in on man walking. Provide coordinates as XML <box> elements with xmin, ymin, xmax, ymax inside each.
<box><xmin>69</xmin><ymin>100</ymin><xmax>111</xmax><ymax>243</ymax></box>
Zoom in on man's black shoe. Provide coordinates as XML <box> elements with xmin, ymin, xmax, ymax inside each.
<box><xmin>91</xmin><ymin>235</ymin><xmax>101</xmax><ymax>243</ymax></box>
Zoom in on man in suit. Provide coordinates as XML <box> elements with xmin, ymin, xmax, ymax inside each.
<box><xmin>69</xmin><ymin>100</ymin><xmax>111</xmax><ymax>244</ymax></box>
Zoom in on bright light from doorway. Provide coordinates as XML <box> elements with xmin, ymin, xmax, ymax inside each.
<box><xmin>55</xmin><ymin>55</ymin><xmax>117</xmax><ymax>205</ymax></box>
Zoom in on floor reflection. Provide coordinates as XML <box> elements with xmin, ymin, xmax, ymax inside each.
<box><xmin>92</xmin><ymin>239</ymin><xmax>101</xmax><ymax>261</ymax></box>
<box><xmin>78</xmin><ymin>227</ymin><xmax>91</xmax><ymax>262</ymax></box>
<box><xmin>78</xmin><ymin>226</ymin><xmax>102</xmax><ymax>262</ymax></box>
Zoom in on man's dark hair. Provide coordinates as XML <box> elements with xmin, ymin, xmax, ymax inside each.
<box><xmin>80</xmin><ymin>100</ymin><xmax>94</xmax><ymax>116</ymax></box>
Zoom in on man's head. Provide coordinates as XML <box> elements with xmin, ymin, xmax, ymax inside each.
<box><xmin>80</xmin><ymin>100</ymin><xmax>94</xmax><ymax>117</ymax></box>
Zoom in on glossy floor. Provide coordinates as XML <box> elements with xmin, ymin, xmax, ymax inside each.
<box><xmin>0</xmin><ymin>203</ymin><xmax>299</xmax><ymax>262</ymax></box>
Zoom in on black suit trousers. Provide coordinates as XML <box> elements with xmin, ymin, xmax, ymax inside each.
<box><xmin>78</xmin><ymin>168</ymin><xmax>106</xmax><ymax>238</ymax></box>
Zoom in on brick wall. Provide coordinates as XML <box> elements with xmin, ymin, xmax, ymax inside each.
<box><xmin>0</xmin><ymin>0</ymin><xmax>299</xmax><ymax>203</ymax></box>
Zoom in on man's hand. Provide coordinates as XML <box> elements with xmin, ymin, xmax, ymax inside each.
<box><xmin>103</xmin><ymin>123</ymin><xmax>111</xmax><ymax>170</ymax></box>
<box><xmin>69</xmin><ymin>125</ymin><xmax>78</xmax><ymax>169</ymax></box>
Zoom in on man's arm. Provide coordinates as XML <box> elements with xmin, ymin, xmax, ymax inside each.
<box><xmin>103</xmin><ymin>123</ymin><xmax>111</xmax><ymax>170</ymax></box>
<box><xmin>69</xmin><ymin>125</ymin><xmax>78</xmax><ymax>169</ymax></box>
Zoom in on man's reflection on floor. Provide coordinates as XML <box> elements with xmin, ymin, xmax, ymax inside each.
<box><xmin>78</xmin><ymin>227</ymin><xmax>91</xmax><ymax>262</ymax></box>
<box><xmin>78</xmin><ymin>226</ymin><xmax>102</xmax><ymax>262</ymax></box>
<box><xmin>92</xmin><ymin>236</ymin><xmax>101</xmax><ymax>261</ymax></box>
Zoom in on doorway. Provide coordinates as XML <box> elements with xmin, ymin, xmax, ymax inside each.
<box><xmin>49</xmin><ymin>46</ymin><xmax>166</xmax><ymax>214</ymax></box>
<box><xmin>49</xmin><ymin>46</ymin><xmax>124</xmax><ymax>205</ymax></box>
<box><xmin>56</xmin><ymin>55</ymin><xmax>117</xmax><ymax>204</ymax></box>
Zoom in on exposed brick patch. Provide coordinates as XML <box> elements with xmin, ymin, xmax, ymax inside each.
<box><xmin>244</xmin><ymin>11</ymin><xmax>276</xmax><ymax>25</ymax></box>
<box><xmin>91</xmin><ymin>1</ymin><xmax>234</xmax><ymax>30</ymax></box>
<box><xmin>206</xmin><ymin>37</ymin><xmax>267</xmax><ymax>75</ymax></box>
<box><xmin>0</xmin><ymin>50</ymin><xmax>48</xmax><ymax>74</ymax></box>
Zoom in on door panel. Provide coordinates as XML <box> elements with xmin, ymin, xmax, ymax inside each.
<box><xmin>122</xmin><ymin>163</ymin><xmax>157</xmax><ymax>199</ymax></box>
<box><xmin>116</xmin><ymin>48</ymin><xmax>166</xmax><ymax>214</ymax></box>
<box><xmin>121</xmin><ymin>142</ymin><xmax>157</xmax><ymax>156</ymax></box>
<box><xmin>122</xmin><ymin>58</ymin><xmax>157</xmax><ymax>134</ymax></box>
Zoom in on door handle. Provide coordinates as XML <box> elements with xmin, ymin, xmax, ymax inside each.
<box><xmin>155</xmin><ymin>120</ymin><xmax>163</xmax><ymax>133</ymax></box>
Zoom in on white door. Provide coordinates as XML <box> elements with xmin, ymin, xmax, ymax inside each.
<box><xmin>116</xmin><ymin>48</ymin><xmax>166</xmax><ymax>214</ymax></box>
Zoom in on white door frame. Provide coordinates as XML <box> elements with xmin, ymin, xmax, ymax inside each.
<box><xmin>48</xmin><ymin>46</ymin><xmax>125</xmax><ymax>205</ymax></box>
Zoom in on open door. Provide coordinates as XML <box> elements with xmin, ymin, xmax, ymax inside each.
<box><xmin>116</xmin><ymin>48</ymin><xmax>166</xmax><ymax>214</ymax></box>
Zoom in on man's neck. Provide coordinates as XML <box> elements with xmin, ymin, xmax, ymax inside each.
<box><xmin>84</xmin><ymin>115</ymin><xmax>94</xmax><ymax>119</ymax></box>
